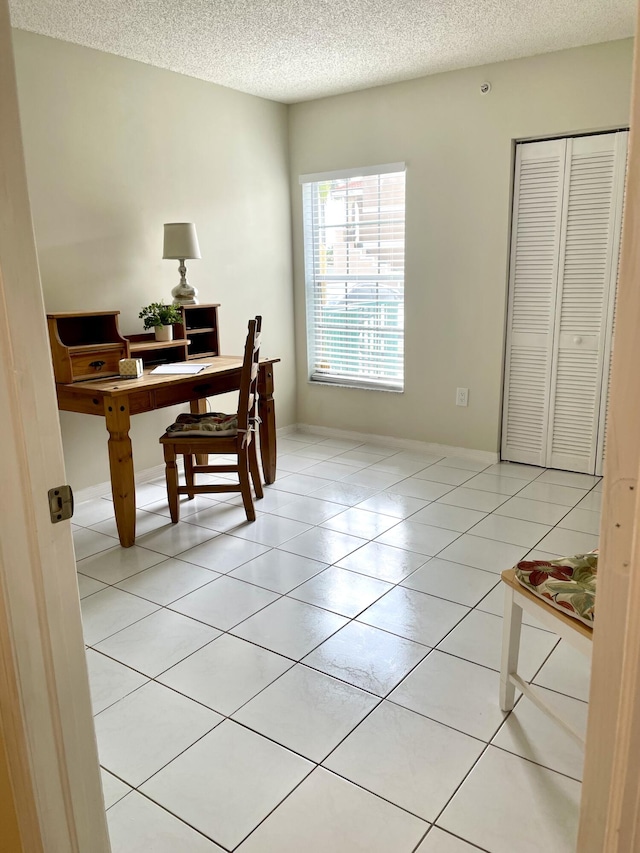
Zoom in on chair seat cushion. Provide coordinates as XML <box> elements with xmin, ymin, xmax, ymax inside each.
<box><xmin>514</xmin><ymin>552</ymin><xmax>597</xmax><ymax>627</ymax></box>
<box><xmin>165</xmin><ymin>412</ymin><xmax>238</xmax><ymax>437</ymax></box>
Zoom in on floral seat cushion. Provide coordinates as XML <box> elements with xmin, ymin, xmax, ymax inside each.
<box><xmin>514</xmin><ymin>552</ymin><xmax>597</xmax><ymax>627</ymax></box>
<box><xmin>165</xmin><ymin>412</ymin><xmax>238</xmax><ymax>437</ymax></box>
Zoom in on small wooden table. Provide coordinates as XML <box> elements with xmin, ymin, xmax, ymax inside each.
<box><xmin>55</xmin><ymin>355</ymin><xmax>279</xmax><ymax>547</ymax></box>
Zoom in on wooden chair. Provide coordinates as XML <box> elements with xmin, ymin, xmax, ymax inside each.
<box><xmin>160</xmin><ymin>316</ymin><xmax>263</xmax><ymax>522</ymax></box>
<box><xmin>500</xmin><ymin>567</ymin><xmax>593</xmax><ymax>746</ymax></box>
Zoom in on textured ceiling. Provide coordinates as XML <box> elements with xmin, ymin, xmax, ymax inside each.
<box><xmin>9</xmin><ymin>0</ymin><xmax>637</xmax><ymax>103</ymax></box>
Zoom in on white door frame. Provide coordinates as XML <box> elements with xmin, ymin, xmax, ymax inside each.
<box><xmin>0</xmin><ymin>2</ymin><xmax>110</xmax><ymax>849</ymax></box>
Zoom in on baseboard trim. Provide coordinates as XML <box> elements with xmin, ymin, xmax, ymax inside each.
<box><xmin>292</xmin><ymin>423</ymin><xmax>499</xmax><ymax>464</ymax></box>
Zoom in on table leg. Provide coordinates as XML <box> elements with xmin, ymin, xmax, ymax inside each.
<box><xmin>257</xmin><ymin>363</ymin><xmax>277</xmax><ymax>484</ymax></box>
<box><xmin>190</xmin><ymin>398</ymin><xmax>209</xmax><ymax>466</ymax></box>
<box><xmin>105</xmin><ymin>399</ymin><xmax>136</xmax><ymax>547</ymax></box>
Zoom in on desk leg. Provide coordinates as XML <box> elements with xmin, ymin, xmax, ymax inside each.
<box><xmin>105</xmin><ymin>399</ymin><xmax>136</xmax><ymax>547</ymax></box>
<box><xmin>257</xmin><ymin>364</ymin><xmax>277</xmax><ymax>484</ymax></box>
<box><xmin>190</xmin><ymin>398</ymin><xmax>209</xmax><ymax>466</ymax></box>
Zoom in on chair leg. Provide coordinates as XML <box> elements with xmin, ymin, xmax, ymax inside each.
<box><xmin>238</xmin><ymin>450</ymin><xmax>256</xmax><ymax>521</ymax></box>
<box><xmin>249</xmin><ymin>438</ymin><xmax>263</xmax><ymax>500</ymax></box>
<box><xmin>500</xmin><ymin>584</ymin><xmax>523</xmax><ymax>712</ymax></box>
<box><xmin>163</xmin><ymin>444</ymin><xmax>180</xmax><ymax>524</ymax></box>
<box><xmin>184</xmin><ymin>453</ymin><xmax>195</xmax><ymax>499</ymax></box>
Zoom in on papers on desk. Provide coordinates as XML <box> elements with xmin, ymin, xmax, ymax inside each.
<box><xmin>150</xmin><ymin>363</ymin><xmax>212</xmax><ymax>375</ymax></box>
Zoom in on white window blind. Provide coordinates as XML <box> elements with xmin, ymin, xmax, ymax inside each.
<box><xmin>300</xmin><ymin>164</ymin><xmax>406</xmax><ymax>391</ymax></box>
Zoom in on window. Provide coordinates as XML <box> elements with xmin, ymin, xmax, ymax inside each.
<box><xmin>300</xmin><ymin>163</ymin><xmax>406</xmax><ymax>391</ymax></box>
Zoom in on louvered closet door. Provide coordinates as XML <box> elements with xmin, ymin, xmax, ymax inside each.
<box><xmin>546</xmin><ymin>132</ymin><xmax>627</xmax><ymax>473</ymax></box>
<box><xmin>501</xmin><ymin>139</ymin><xmax>566</xmax><ymax>466</ymax></box>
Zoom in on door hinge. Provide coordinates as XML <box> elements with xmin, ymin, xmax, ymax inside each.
<box><xmin>48</xmin><ymin>485</ymin><xmax>74</xmax><ymax>523</ymax></box>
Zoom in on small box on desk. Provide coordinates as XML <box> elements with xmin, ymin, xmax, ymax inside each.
<box><xmin>119</xmin><ymin>358</ymin><xmax>144</xmax><ymax>378</ymax></box>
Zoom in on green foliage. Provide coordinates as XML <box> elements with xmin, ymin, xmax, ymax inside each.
<box><xmin>139</xmin><ymin>302</ymin><xmax>182</xmax><ymax>329</ymax></box>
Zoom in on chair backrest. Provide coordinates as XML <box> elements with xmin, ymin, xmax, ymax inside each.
<box><xmin>237</xmin><ymin>315</ymin><xmax>262</xmax><ymax>437</ymax></box>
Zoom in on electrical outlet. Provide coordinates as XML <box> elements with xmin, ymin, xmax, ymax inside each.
<box><xmin>456</xmin><ymin>387</ymin><xmax>469</xmax><ymax>407</ymax></box>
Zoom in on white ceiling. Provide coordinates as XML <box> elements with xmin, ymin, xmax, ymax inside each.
<box><xmin>9</xmin><ymin>0</ymin><xmax>637</xmax><ymax>104</ymax></box>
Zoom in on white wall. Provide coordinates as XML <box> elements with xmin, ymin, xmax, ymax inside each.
<box><xmin>289</xmin><ymin>39</ymin><xmax>633</xmax><ymax>453</ymax></box>
<box><xmin>12</xmin><ymin>30</ymin><xmax>295</xmax><ymax>490</ymax></box>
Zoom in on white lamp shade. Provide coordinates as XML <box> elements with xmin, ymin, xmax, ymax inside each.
<box><xmin>163</xmin><ymin>222</ymin><xmax>202</xmax><ymax>260</ymax></box>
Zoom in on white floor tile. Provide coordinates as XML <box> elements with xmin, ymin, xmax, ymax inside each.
<box><xmin>340</xmin><ymin>468</ymin><xmax>405</xmax><ymax>490</ymax></box>
<box><xmin>86</xmin><ymin>649</ymin><xmax>148</xmax><ymax>714</ymax></box>
<box><xmin>336</xmin><ymin>541</ymin><xmax>428</xmax><ymax>583</ymax></box>
<box><xmin>107</xmin><ymin>791</ymin><xmax>225</xmax><ymax>852</ymax></box>
<box><xmin>77</xmin><ymin>545</ymin><xmax>167</xmax><ymax>584</ymax></box>
<box><xmin>77</xmin><ymin>573</ymin><xmax>107</xmax><ymax>599</ymax></box>
<box><xmin>414</xmin><ymin>465</ymin><xmax>476</xmax><ymax>486</ymax></box>
<box><xmin>516</xmin><ymin>481</ymin><xmax>587</xmax><ymax>507</ymax></box>
<box><xmin>335</xmin><ymin>449</ymin><xmax>393</xmax><ymax>465</ymax></box>
<box><xmin>229</xmin><ymin>550</ymin><xmax>328</xmax><ymax>593</ymax></box>
<box><xmin>140</xmin><ymin>720</ymin><xmax>312</xmax><ymax>851</ymax></box>
<box><xmin>182</xmin><ymin>502</ymin><xmax>263</xmax><ymax>533</ymax></box>
<box><xmin>558</xmin><ymin>507</ymin><xmax>601</xmax><ymax>535</ymax></box>
<box><xmin>462</xmin><ymin>473</ymin><xmax>525</xmax><ymax>496</ymax></box>
<box><xmin>289</xmin><ymin>567</ymin><xmax>392</xmax><ymax>618</ymax></box>
<box><xmin>73</xmin><ymin>527</ymin><xmax>119</xmax><ymax>560</ymax></box>
<box><xmin>358</xmin><ymin>587</ymin><xmax>469</xmax><ymax>646</ymax></box>
<box><xmin>291</xmin><ymin>444</ymin><xmax>344</xmax><ymax>461</ymax></box>
<box><xmin>438</xmin><ymin>746</ymin><xmax>581</xmax><ymax>853</ymax></box>
<box><xmin>324</xmin><ymin>701</ymin><xmax>483</xmax><ymax>821</ymax></box>
<box><xmin>131</xmin><ymin>483</ymin><xmax>171</xmax><ymax>508</ymax></box>
<box><xmin>277</xmin><ymin>454</ymin><xmax>319</xmax><ymax>473</ymax></box>
<box><xmin>376</xmin><ymin>521</ymin><xmax>460</xmax><ymax>557</ymax></box>
<box><xmin>439</xmin><ymin>456</ymin><xmax>490</xmax><ymax>473</ymax></box>
<box><xmin>73</xmin><ymin>498</ymin><xmax>116</xmax><ymax>527</ymax></box>
<box><xmin>235</xmin><ymin>767</ymin><xmax>427</xmax><ymax>853</ymax></box>
<box><xmin>100</xmin><ymin>768</ymin><xmax>131</xmax><ymax>809</ymax></box>
<box><xmin>493</xmin><ymin>687</ymin><xmax>587</xmax><ymax>780</ymax></box>
<box><xmin>481</xmin><ymin>462</ymin><xmax>545</xmax><ymax>480</ymax></box>
<box><xmin>303</xmin><ymin>621</ymin><xmax>428</xmax><ymax>696</ymax></box>
<box><xmin>115</xmin><ymin>558</ymin><xmax>219</xmax><ymax>605</ymax></box>
<box><xmin>416</xmin><ymin>827</ymin><xmax>480</xmax><ymax>852</ymax></box>
<box><xmin>158</xmin><ymin>633</ymin><xmax>292</xmax><ymax>715</ymax></box>
<box><xmin>475</xmin><ymin>583</ymin><xmax>551</xmax><ymax>631</ymax></box>
<box><xmin>437</xmin><ymin>487</ymin><xmax>509</xmax><ymax>512</ymax></box>
<box><xmin>410</xmin><ymin>502</ymin><xmax>486</xmax><ymax>532</ymax></box>
<box><xmin>389</xmin><ymin>478</ymin><xmax>454</xmax><ymax>501</ymax></box>
<box><xmin>577</xmin><ymin>490</ymin><xmax>602</xmax><ymax>512</ymax></box>
<box><xmin>232</xmin><ymin>596</ymin><xmax>348</xmax><ymax>660</ymax></box>
<box><xmin>279</xmin><ymin>527</ymin><xmax>367</xmax><ymax>564</ymax></box>
<box><xmin>303</xmin><ymin>460</ymin><xmax>360</xmax><ymax>479</ymax></box>
<box><xmin>95</xmin><ymin>681</ymin><xmax>221</xmax><ymax>786</ymax></box>
<box><xmin>178</xmin><ymin>534</ymin><xmax>270</xmax><ymax>573</ymax></box>
<box><xmin>310</xmin><ymin>482</ymin><xmax>379</xmax><ymax>506</ymax></box>
<box><xmin>170</xmin><ymin>576</ymin><xmax>278</xmax><ymax>630</ymax></box>
<box><xmin>228</xmin><ymin>514</ymin><xmax>313</xmax><ymax>546</ymax></box>
<box><xmin>436</xmin><ymin>535</ymin><xmax>527</xmax><ymax>575</ymax></box>
<box><xmin>533</xmin><ymin>639</ymin><xmax>592</xmax><ymax>702</ymax></box>
<box><xmin>470</xmin><ymin>514</ymin><xmax>551</xmax><ymax>547</ymax></box>
<box><xmin>524</xmin><ymin>548</ymin><xmax>564</xmax><ymax>562</ymax></box>
<box><xmin>401</xmin><ymin>559</ymin><xmax>498</xmax><ymax>607</ymax></box>
<box><xmin>81</xmin><ymin>588</ymin><xmax>159</xmax><ymax>646</ymax></box>
<box><xmin>134</xmin><ymin>523</ymin><xmax>220</xmax><ymax>557</ymax></box>
<box><xmin>494</xmin><ymin>496</ymin><xmax>569</xmax><ymax>526</ymax></box>
<box><xmin>536</xmin><ymin>526</ymin><xmax>599</xmax><ymax>556</ymax></box>
<box><xmin>91</xmin><ymin>509</ymin><xmax>170</xmax><ymax>539</ymax></box>
<box><xmin>243</xmin><ymin>488</ymin><xmax>295</xmax><ymax>513</ymax></box>
<box><xmin>321</xmin><ymin>507</ymin><xmax>399</xmax><ymax>538</ymax></box>
<box><xmin>141</xmin><ymin>494</ymin><xmax>221</xmax><ymax>519</ymax></box>
<box><xmin>94</xmin><ymin>608</ymin><xmax>219</xmax><ymax>676</ymax></box>
<box><xmin>270</xmin><ymin>473</ymin><xmax>334</xmax><ymax>495</ymax></box>
<box><xmin>271</xmin><ymin>495</ymin><xmax>353</xmax><ymax>524</ymax></box>
<box><xmin>389</xmin><ymin>650</ymin><xmax>507</xmax><ymax>741</ymax></box>
<box><xmin>536</xmin><ymin>469</ymin><xmax>601</xmax><ymax>489</ymax></box>
<box><xmin>438</xmin><ymin>610</ymin><xmax>558</xmax><ymax>678</ymax></box>
<box><xmin>233</xmin><ymin>664</ymin><xmax>378</xmax><ymax>761</ymax></box>
<box><xmin>355</xmin><ymin>491</ymin><xmax>429</xmax><ymax>519</ymax></box>
<box><xmin>367</xmin><ymin>458</ymin><xmax>434</xmax><ymax>477</ymax></box>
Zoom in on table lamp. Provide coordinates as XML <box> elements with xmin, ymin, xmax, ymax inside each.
<box><xmin>163</xmin><ymin>222</ymin><xmax>201</xmax><ymax>305</ymax></box>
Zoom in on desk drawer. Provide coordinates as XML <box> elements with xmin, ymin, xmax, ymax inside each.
<box><xmin>152</xmin><ymin>375</ymin><xmax>240</xmax><ymax>408</ymax></box>
<box><xmin>70</xmin><ymin>346</ymin><xmax>127</xmax><ymax>381</ymax></box>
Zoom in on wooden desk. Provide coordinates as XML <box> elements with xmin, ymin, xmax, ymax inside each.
<box><xmin>55</xmin><ymin>355</ymin><xmax>279</xmax><ymax>547</ymax></box>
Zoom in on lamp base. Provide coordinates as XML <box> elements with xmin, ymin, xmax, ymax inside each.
<box><xmin>171</xmin><ymin>283</ymin><xmax>198</xmax><ymax>306</ymax></box>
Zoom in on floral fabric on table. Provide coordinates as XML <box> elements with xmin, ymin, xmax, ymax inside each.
<box><xmin>514</xmin><ymin>552</ymin><xmax>597</xmax><ymax>627</ymax></box>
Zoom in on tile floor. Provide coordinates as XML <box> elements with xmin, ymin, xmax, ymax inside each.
<box><xmin>75</xmin><ymin>431</ymin><xmax>599</xmax><ymax>852</ymax></box>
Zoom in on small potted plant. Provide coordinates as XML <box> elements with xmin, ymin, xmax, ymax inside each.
<box><xmin>139</xmin><ymin>302</ymin><xmax>182</xmax><ymax>342</ymax></box>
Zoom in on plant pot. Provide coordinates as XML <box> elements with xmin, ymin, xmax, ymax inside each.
<box><xmin>154</xmin><ymin>324</ymin><xmax>173</xmax><ymax>342</ymax></box>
